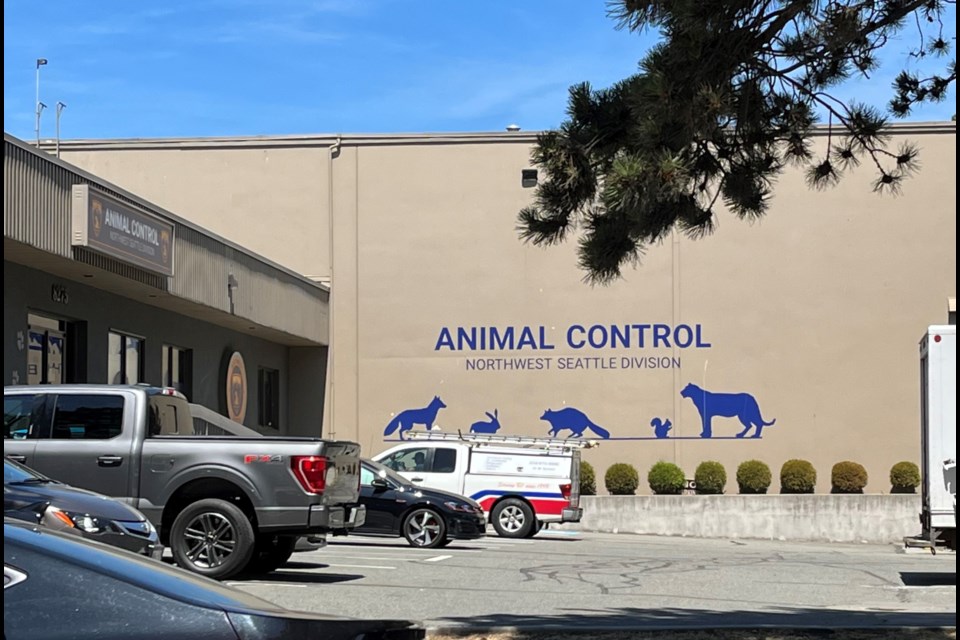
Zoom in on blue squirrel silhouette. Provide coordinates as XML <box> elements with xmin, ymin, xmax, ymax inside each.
<box><xmin>383</xmin><ymin>396</ymin><xmax>447</xmax><ymax>440</ymax></box>
<box><xmin>680</xmin><ymin>382</ymin><xmax>776</xmax><ymax>438</ymax></box>
<box><xmin>651</xmin><ymin>417</ymin><xmax>672</xmax><ymax>439</ymax></box>
<box><xmin>469</xmin><ymin>409</ymin><xmax>501</xmax><ymax>434</ymax></box>
<box><xmin>540</xmin><ymin>407</ymin><xmax>611</xmax><ymax>439</ymax></box>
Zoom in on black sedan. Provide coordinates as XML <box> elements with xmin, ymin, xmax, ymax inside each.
<box><xmin>4</xmin><ymin>457</ymin><xmax>161</xmax><ymax>559</ymax></box>
<box><xmin>355</xmin><ymin>459</ymin><xmax>485</xmax><ymax>548</ymax></box>
<box><xmin>3</xmin><ymin>519</ymin><xmax>424</xmax><ymax>640</ymax></box>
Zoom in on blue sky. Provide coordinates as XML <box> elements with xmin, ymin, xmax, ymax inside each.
<box><xmin>3</xmin><ymin>0</ymin><xmax>956</xmax><ymax>140</ymax></box>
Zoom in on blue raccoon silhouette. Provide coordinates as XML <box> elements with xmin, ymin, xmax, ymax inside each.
<box><xmin>469</xmin><ymin>409</ymin><xmax>501</xmax><ymax>434</ymax></box>
<box><xmin>540</xmin><ymin>407</ymin><xmax>610</xmax><ymax>439</ymax></box>
<box><xmin>651</xmin><ymin>417</ymin><xmax>672</xmax><ymax>439</ymax></box>
<box><xmin>680</xmin><ymin>383</ymin><xmax>775</xmax><ymax>439</ymax></box>
<box><xmin>383</xmin><ymin>396</ymin><xmax>447</xmax><ymax>440</ymax></box>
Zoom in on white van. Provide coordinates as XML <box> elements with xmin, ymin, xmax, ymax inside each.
<box><xmin>372</xmin><ymin>431</ymin><xmax>596</xmax><ymax>538</ymax></box>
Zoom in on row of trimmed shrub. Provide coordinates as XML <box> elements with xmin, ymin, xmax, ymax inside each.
<box><xmin>579</xmin><ymin>460</ymin><xmax>921</xmax><ymax>496</ymax></box>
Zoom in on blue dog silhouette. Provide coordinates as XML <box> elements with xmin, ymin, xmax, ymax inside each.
<box><xmin>541</xmin><ymin>407</ymin><xmax>611</xmax><ymax>439</ymax></box>
<box><xmin>680</xmin><ymin>383</ymin><xmax>775</xmax><ymax>438</ymax></box>
<box><xmin>383</xmin><ymin>396</ymin><xmax>447</xmax><ymax>440</ymax></box>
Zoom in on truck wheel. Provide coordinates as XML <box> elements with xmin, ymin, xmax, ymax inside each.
<box><xmin>491</xmin><ymin>498</ymin><xmax>534</xmax><ymax>538</ymax></box>
<box><xmin>245</xmin><ymin>535</ymin><xmax>297</xmax><ymax>575</ymax></box>
<box><xmin>402</xmin><ymin>508</ymin><xmax>446</xmax><ymax>548</ymax></box>
<box><xmin>170</xmin><ymin>498</ymin><xmax>255</xmax><ymax>580</ymax></box>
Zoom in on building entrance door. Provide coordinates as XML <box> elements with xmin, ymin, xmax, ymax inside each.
<box><xmin>27</xmin><ymin>313</ymin><xmax>71</xmax><ymax>385</ymax></box>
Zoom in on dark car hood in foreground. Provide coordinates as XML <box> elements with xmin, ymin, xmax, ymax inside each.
<box><xmin>4</xmin><ymin>481</ymin><xmax>146</xmax><ymax>522</ymax></box>
<box><xmin>4</xmin><ymin>520</ymin><xmax>423</xmax><ymax>640</ymax></box>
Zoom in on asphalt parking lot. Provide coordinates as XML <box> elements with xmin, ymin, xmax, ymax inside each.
<box><xmin>228</xmin><ymin>530</ymin><xmax>957</xmax><ymax>632</ymax></box>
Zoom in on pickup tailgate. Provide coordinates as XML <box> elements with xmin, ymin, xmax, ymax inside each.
<box><xmin>320</xmin><ymin>440</ymin><xmax>362</xmax><ymax>506</ymax></box>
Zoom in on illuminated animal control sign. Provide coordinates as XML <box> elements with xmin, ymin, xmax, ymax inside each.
<box><xmin>434</xmin><ymin>323</ymin><xmax>711</xmax><ymax>371</ymax></box>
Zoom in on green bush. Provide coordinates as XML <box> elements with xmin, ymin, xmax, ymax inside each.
<box><xmin>736</xmin><ymin>460</ymin><xmax>772</xmax><ymax>494</ymax></box>
<box><xmin>831</xmin><ymin>461</ymin><xmax>868</xmax><ymax>494</ymax></box>
<box><xmin>580</xmin><ymin>461</ymin><xmax>597</xmax><ymax>496</ymax></box>
<box><xmin>890</xmin><ymin>461</ymin><xmax>921</xmax><ymax>494</ymax></box>
<box><xmin>604</xmin><ymin>463</ymin><xmax>640</xmax><ymax>495</ymax></box>
<box><xmin>647</xmin><ymin>461</ymin><xmax>685</xmax><ymax>495</ymax></box>
<box><xmin>780</xmin><ymin>459</ymin><xmax>817</xmax><ymax>494</ymax></box>
<box><xmin>694</xmin><ymin>461</ymin><xmax>727</xmax><ymax>495</ymax></box>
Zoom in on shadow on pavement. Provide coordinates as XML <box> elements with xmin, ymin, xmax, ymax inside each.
<box><xmin>430</xmin><ymin>606</ymin><xmax>957</xmax><ymax>634</ymax></box>
<box><xmin>900</xmin><ymin>572</ymin><xmax>957</xmax><ymax>587</ymax></box>
<box><xmin>236</xmin><ymin>569</ymin><xmax>364</xmax><ymax>584</ymax></box>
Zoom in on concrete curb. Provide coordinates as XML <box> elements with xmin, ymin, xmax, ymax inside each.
<box><xmin>425</xmin><ymin>624</ymin><xmax>959</xmax><ymax>636</ymax></box>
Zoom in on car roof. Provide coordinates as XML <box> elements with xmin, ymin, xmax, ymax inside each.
<box><xmin>3</xmin><ymin>520</ymin><xmax>348</xmax><ymax>619</ymax></box>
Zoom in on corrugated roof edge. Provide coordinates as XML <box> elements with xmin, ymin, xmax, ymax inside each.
<box><xmin>4</xmin><ymin>132</ymin><xmax>329</xmax><ymax>294</ymax></box>
<box><xmin>35</xmin><ymin>121</ymin><xmax>956</xmax><ymax>151</ymax></box>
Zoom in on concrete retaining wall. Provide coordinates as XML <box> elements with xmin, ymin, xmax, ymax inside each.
<box><xmin>561</xmin><ymin>494</ymin><xmax>921</xmax><ymax>544</ymax></box>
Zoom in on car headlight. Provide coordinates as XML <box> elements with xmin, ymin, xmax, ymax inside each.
<box><xmin>43</xmin><ymin>506</ymin><xmax>106</xmax><ymax>533</ymax></box>
<box><xmin>444</xmin><ymin>501</ymin><xmax>476</xmax><ymax>513</ymax></box>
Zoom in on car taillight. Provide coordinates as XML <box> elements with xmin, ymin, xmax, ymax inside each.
<box><xmin>559</xmin><ymin>483</ymin><xmax>572</xmax><ymax>500</ymax></box>
<box><xmin>292</xmin><ymin>455</ymin><xmax>328</xmax><ymax>494</ymax></box>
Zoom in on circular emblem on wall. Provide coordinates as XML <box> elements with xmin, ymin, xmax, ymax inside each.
<box><xmin>225</xmin><ymin>351</ymin><xmax>248</xmax><ymax>424</ymax></box>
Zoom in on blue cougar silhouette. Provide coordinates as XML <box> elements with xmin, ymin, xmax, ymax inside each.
<box><xmin>383</xmin><ymin>396</ymin><xmax>447</xmax><ymax>440</ymax></box>
<box><xmin>680</xmin><ymin>382</ymin><xmax>775</xmax><ymax>438</ymax></box>
<box><xmin>541</xmin><ymin>407</ymin><xmax>611</xmax><ymax>439</ymax></box>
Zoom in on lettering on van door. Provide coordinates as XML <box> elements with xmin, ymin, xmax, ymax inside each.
<box><xmin>470</xmin><ymin>452</ymin><xmax>567</xmax><ymax>477</ymax></box>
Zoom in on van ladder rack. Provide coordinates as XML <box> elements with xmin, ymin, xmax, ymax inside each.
<box><xmin>405</xmin><ymin>430</ymin><xmax>600</xmax><ymax>449</ymax></box>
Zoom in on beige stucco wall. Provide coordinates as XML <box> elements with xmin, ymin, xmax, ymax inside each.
<box><xmin>58</xmin><ymin>124</ymin><xmax>957</xmax><ymax>493</ymax></box>
<box><xmin>58</xmin><ymin>144</ymin><xmax>332</xmax><ymax>279</ymax></box>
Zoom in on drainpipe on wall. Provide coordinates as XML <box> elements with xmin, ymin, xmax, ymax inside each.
<box><xmin>325</xmin><ymin>136</ymin><xmax>342</xmax><ymax>439</ymax></box>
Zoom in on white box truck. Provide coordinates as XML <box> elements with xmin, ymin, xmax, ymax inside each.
<box><xmin>916</xmin><ymin>325</ymin><xmax>956</xmax><ymax>550</ymax></box>
<box><xmin>372</xmin><ymin>432</ymin><xmax>595</xmax><ymax>538</ymax></box>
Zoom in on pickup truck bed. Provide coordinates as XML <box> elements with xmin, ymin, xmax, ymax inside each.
<box><xmin>4</xmin><ymin>384</ymin><xmax>364</xmax><ymax>579</ymax></box>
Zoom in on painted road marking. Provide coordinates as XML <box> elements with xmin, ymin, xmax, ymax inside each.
<box><xmin>424</xmin><ymin>555</ymin><xmax>452</xmax><ymax>562</ymax></box>
<box><xmin>323</xmin><ymin>563</ymin><xmax>396</xmax><ymax>570</ymax></box>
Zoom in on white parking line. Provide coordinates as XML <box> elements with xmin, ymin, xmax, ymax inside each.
<box><xmin>323</xmin><ymin>563</ymin><xmax>396</xmax><ymax>570</ymax></box>
<box><xmin>423</xmin><ymin>554</ymin><xmax>452</xmax><ymax>562</ymax></box>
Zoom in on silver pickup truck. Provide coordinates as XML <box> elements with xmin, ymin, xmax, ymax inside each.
<box><xmin>3</xmin><ymin>384</ymin><xmax>365</xmax><ymax>580</ymax></box>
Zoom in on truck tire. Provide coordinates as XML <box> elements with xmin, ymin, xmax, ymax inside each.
<box><xmin>170</xmin><ymin>498</ymin><xmax>256</xmax><ymax>580</ymax></box>
<box><xmin>402</xmin><ymin>508</ymin><xmax>447</xmax><ymax>548</ymax></box>
<box><xmin>245</xmin><ymin>535</ymin><xmax>297</xmax><ymax>575</ymax></box>
<box><xmin>491</xmin><ymin>498</ymin><xmax>534</xmax><ymax>538</ymax></box>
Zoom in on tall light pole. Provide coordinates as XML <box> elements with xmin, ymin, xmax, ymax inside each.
<box><xmin>56</xmin><ymin>102</ymin><xmax>66</xmax><ymax>157</ymax></box>
<box><xmin>35</xmin><ymin>58</ymin><xmax>48</xmax><ymax>144</ymax></box>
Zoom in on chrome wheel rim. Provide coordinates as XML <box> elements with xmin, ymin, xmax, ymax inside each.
<box><xmin>406</xmin><ymin>511</ymin><xmax>441</xmax><ymax>546</ymax></box>
<box><xmin>498</xmin><ymin>505</ymin><xmax>525</xmax><ymax>533</ymax></box>
<box><xmin>183</xmin><ymin>512</ymin><xmax>237</xmax><ymax>568</ymax></box>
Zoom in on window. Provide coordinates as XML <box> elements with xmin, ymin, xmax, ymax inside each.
<box><xmin>380</xmin><ymin>448</ymin><xmax>431</xmax><ymax>473</ymax></box>
<box><xmin>4</xmin><ymin>395</ymin><xmax>40</xmax><ymax>440</ymax></box>
<box><xmin>27</xmin><ymin>313</ymin><xmax>74</xmax><ymax>385</ymax></box>
<box><xmin>162</xmin><ymin>345</ymin><xmax>192</xmax><ymax>400</ymax></box>
<box><xmin>432</xmin><ymin>448</ymin><xmax>457</xmax><ymax>473</ymax></box>
<box><xmin>51</xmin><ymin>395</ymin><xmax>124</xmax><ymax>440</ymax></box>
<box><xmin>108</xmin><ymin>331</ymin><xmax>143</xmax><ymax>384</ymax></box>
<box><xmin>360</xmin><ymin>466</ymin><xmax>376</xmax><ymax>486</ymax></box>
<box><xmin>148</xmin><ymin>395</ymin><xmax>194</xmax><ymax>437</ymax></box>
<box><xmin>257</xmin><ymin>368</ymin><xmax>280</xmax><ymax>430</ymax></box>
